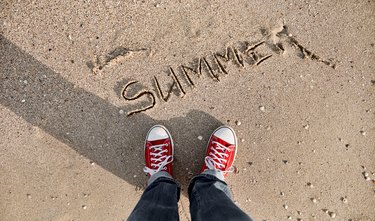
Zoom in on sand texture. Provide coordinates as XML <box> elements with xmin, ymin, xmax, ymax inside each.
<box><xmin>1</xmin><ymin>0</ymin><xmax>374</xmax><ymax>220</ymax></box>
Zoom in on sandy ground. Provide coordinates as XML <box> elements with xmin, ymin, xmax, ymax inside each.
<box><xmin>1</xmin><ymin>0</ymin><xmax>374</xmax><ymax>220</ymax></box>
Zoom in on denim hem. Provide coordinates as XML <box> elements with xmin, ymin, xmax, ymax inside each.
<box><xmin>146</xmin><ymin>173</ymin><xmax>181</xmax><ymax>202</ymax></box>
<box><xmin>188</xmin><ymin>170</ymin><xmax>228</xmax><ymax>196</ymax></box>
<box><xmin>201</xmin><ymin>169</ymin><xmax>225</xmax><ymax>181</ymax></box>
<box><xmin>148</xmin><ymin>171</ymin><xmax>173</xmax><ymax>186</ymax></box>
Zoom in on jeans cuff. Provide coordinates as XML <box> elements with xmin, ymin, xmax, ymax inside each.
<box><xmin>147</xmin><ymin>171</ymin><xmax>173</xmax><ymax>186</ymax></box>
<box><xmin>188</xmin><ymin>169</ymin><xmax>231</xmax><ymax>200</ymax></box>
<box><xmin>201</xmin><ymin>169</ymin><xmax>225</xmax><ymax>181</ymax></box>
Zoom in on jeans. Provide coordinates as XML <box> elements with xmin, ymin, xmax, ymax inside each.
<box><xmin>127</xmin><ymin>170</ymin><xmax>253</xmax><ymax>221</ymax></box>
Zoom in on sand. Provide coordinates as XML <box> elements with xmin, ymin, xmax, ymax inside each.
<box><xmin>1</xmin><ymin>0</ymin><xmax>374</xmax><ymax>220</ymax></box>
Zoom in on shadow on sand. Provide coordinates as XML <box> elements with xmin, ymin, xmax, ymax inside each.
<box><xmin>0</xmin><ymin>35</ymin><xmax>222</xmax><ymax>193</ymax></box>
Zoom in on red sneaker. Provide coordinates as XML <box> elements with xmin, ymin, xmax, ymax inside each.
<box><xmin>200</xmin><ymin>126</ymin><xmax>237</xmax><ymax>178</ymax></box>
<box><xmin>143</xmin><ymin>125</ymin><xmax>174</xmax><ymax>176</ymax></box>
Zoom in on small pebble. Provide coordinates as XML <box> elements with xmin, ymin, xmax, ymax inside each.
<box><xmin>197</xmin><ymin>136</ymin><xmax>203</xmax><ymax>140</ymax></box>
<box><xmin>21</xmin><ymin>99</ymin><xmax>26</xmax><ymax>103</ymax></box>
<box><xmin>283</xmin><ymin>204</ymin><xmax>288</xmax><ymax>209</ymax></box>
<box><xmin>297</xmin><ymin>211</ymin><xmax>302</xmax><ymax>215</ymax></box>
<box><xmin>307</xmin><ymin>182</ymin><xmax>314</xmax><ymax>188</ymax></box>
<box><xmin>135</xmin><ymin>186</ymin><xmax>142</xmax><ymax>192</ymax></box>
<box><xmin>259</xmin><ymin>106</ymin><xmax>266</xmax><ymax>112</ymax></box>
<box><xmin>241</xmin><ymin>138</ymin><xmax>245</xmax><ymax>142</ymax></box>
<box><xmin>341</xmin><ymin>197</ymin><xmax>348</xmax><ymax>204</ymax></box>
<box><xmin>82</xmin><ymin>205</ymin><xmax>87</xmax><ymax>210</ymax></box>
<box><xmin>119</xmin><ymin>109</ymin><xmax>124</xmax><ymax>115</ymax></box>
<box><xmin>311</xmin><ymin>198</ymin><xmax>318</xmax><ymax>203</ymax></box>
<box><xmin>363</xmin><ymin>172</ymin><xmax>369</xmax><ymax>178</ymax></box>
<box><xmin>280</xmin><ymin>191</ymin><xmax>285</xmax><ymax>196</ymax></box>
<box><xmin>235</xmin><ymin>120</ymin><xmax>242</xmax><ymax>126</ymax></box>
<box><xmin>23</xmin><ymin>80</ymin><xmax>28</xmax><ymax>84</ymax></box>
<box><xmin>287</xmin><ymin>216</ymin><xmax>292</xmax><ymax>220</ymax></box>
<box><xmin>360</xmin><ymin>130</ymin><xmax>366</xmax><ymax>136</ymax></box>
<box><xmin>303</xmin><ymin>124</ymin><xmax>309</xmax><ymax>130</ymax></box>
<box><xmin>329</xmin><ymin>211</ymin><xmax>336</xmax><ymax>218</ymax></box>
<box><xmin>90</xmin><ymin>161</ymin><xmax>95</xmax><ymax>165</ymax></box>
<box><xmin>26</xmin><ymin>194</ymin><xmax>31</xmax><ymax>199</ymax></box>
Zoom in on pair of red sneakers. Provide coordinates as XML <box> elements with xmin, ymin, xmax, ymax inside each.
<box><xmin>143</xmin><ymin>125</ymin><xmax>237</xmax><ymax>179</ymax></box>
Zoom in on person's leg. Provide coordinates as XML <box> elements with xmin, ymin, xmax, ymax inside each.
<box><xmin>127</xmin><ymin>125</ymin><xmax>180</xmax><ymax>221</ymax></box>
<box><xmin>188</xmin><ymin>126</ymin><xmax>253</xmax><ymax>221</ymax></box>
<box><xmin>189</xmin><ymin>171</ymin><xmax>252</xmax><ymax>221</ymax></box>
<box><xmin>128</xmin><ymin>172</ymin><xmax>180</xmax><ymax>221</ymax></box>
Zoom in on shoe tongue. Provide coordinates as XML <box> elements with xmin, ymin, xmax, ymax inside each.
<box><xmin>151</xmin><ymin>138</ymin><xmax>169</xmax><ymax>144</ymax></box>
<box><xmin>213</xmin><ymin>145</ymin><xmax>223</xmax><ymax>154</ymax></box>
<box><xmin>213</xmin><ymin>140</ymin><xmax>227</xmax><ymax>152</ymax></box>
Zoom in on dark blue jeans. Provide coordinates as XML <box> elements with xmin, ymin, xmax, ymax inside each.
<box><xmin>127</xmin><ymin>171</ymin><xmax>253</xmax><ymax>221</ymax></box>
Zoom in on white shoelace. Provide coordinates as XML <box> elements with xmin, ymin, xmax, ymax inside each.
<box><xmin>205</xmin><ymin>141</ymin><xmax>234</xmax><ymax>173</ymax></box>
<box><xmin>143</xmin><ymin>143</ymin><xmax>173</xmax><ymax>176</ymax></box>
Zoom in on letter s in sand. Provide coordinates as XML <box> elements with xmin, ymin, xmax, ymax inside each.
<box><xmin>122</xmin><ymin>81</ymin><xmax>156</xmax><ymax>116</ymax></box>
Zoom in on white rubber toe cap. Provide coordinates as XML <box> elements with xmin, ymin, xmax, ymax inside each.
<box><xmin>213</xmin><ymin>127</ymin><xmax>236</xmax><ymax>144</ymax></box>
<box><xmin>147</xmin><ymin>126</ymin><xmax>169</xmax><ymax>141</ymax></box>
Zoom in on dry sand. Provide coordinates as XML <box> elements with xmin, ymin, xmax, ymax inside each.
<box><xmin>1</xmin><ymin>0</ymin><xmax>374</xmax><ymax>220</ymax></box>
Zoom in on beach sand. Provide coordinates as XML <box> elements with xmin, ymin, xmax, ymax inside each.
<box><xmin>1</xmin><ymin>0</ymin><xmax>374</xmax><ymax>220</ymax></box>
